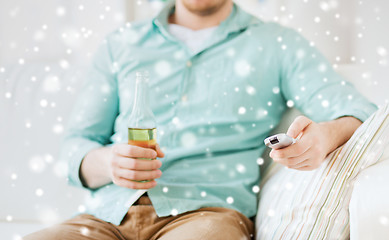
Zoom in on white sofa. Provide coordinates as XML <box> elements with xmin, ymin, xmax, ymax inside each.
<box><xmin>1</xmin><ymin>63</ymin><xmax>388</xmax><ymax>239</ymax></box>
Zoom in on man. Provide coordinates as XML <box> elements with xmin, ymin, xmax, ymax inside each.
<box><xmin>25</xmin><ymin>0</ymin><xmax>377</xmax><ymax>239</ymax></box>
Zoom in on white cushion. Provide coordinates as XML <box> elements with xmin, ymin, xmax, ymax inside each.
<box><xmin>349</xmin><ymin>150</ymin><xmax>389</xmax><ymax>239</ymax></box>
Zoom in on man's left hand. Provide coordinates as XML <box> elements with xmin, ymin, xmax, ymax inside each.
<box><xmin>269</xmin><ymin>116</ymin><xmax>333</xmax><ymax>171</ymax></box>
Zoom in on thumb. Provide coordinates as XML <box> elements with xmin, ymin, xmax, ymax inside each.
<box><xmin>155</xmin><ymin>144</ymin><xmax>165</xmax><ymax>158</ymax></box>
<box><xmin>286</xmin><ymin>115</ymin><xmax>313</xmax><ymax>138</ymax></box>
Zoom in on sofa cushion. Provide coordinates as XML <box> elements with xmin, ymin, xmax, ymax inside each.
<box><xmin>256</xmin><ymin>104</ymin><xmax>389</xmax><ymax>239</ymax></box>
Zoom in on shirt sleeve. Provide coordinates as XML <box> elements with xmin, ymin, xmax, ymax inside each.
<box><xmin>59</xmin><ymin>37</ymin><xmax>119</xmax><ymax>189</ymax></box>
<box><xmin>279</xmin><ymin>28</ymin><xmax>377</xmax><ymax>123</ymax></box>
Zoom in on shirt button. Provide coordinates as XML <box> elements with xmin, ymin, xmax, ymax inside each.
<box><xmin>186</xmin><ymin>61</ymin><xmax>192</xmax><ymax>67</ymax></box>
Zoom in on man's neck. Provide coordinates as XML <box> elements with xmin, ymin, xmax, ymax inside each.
<box><xmin>168</xmin><ymin>1</ymin><xmax>233</xmax><ymax>30</ymax></box>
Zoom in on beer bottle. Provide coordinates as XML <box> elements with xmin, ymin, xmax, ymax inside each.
<box><xmin>127</xmin><ymin>71</ymin><xmax>157</xmax><ymax>153</ymax></box>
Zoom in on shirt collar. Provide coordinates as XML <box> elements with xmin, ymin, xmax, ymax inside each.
<box><xmin>152</xmin><ymin>1</ymin><xmax>262</xmax><ymax>41</ymax></box>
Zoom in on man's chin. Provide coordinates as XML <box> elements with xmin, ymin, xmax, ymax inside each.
<box><xmin>182</xmin><ymin>0</ymin><xmax>228</xmax><ymax>16</ymax></box>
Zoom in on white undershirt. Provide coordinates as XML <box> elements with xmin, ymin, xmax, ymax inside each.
<box><xmin>168</xmin><ymin>24</ymin><xmax>218</xmax><ymax>53</ymax></box>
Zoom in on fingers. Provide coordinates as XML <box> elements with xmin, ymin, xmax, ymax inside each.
<box><xmin>113</xmin><ymin>178</ymin><xmax>158</xmax><ymax>189</ymax></box>
<box><xmin>156</xmin><ymin>144</ymin><xmax>165</xmax><ymax>158</ymax></box>
<box><xmin>110</xmin><ymin>143</ymin><xmax>165</xmax><ymax>189</ymax></box>
<box><xmin>287</xmin><ymin>115</ymin><xmax>313</xmax><ymax>138</ymax></box>
<box><xmin>270</xmin><ymin>137</ymin><xmax>311</xmax><ymax>159</ymax></box>
<box><xmin>288</xmin><ymin>159</ymin><xmax>309</xmax><ymax>169</ymax></box>
<box><xmin>271</xmin><ymin>149</ymin><xmax>310</xmax><ymax>167</ymax></box>
<box><xmin>113</xmin><ymin>156</ymin><xmax>162</xmax><ymax>171</ymax></box>
<box><xmin>113</xmin><ymin>144</ymin><xmax>157</xmax><ymax>159</ymax></box>
<box><xmin>113</xmin><ymin>168</ymin><xmax>162</xmax><ymax>182</ymax></box>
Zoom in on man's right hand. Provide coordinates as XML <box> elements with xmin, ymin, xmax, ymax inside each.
<box><xmin>110</xmin><ymin>143</ymin><xmax>164</xmax><ymax>189</ymax></box>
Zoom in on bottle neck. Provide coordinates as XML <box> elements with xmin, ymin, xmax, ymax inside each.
<box><xmin>132</xmin><ymin>78</ymin><xmax>149</xmax><ymax>114</ymax></box>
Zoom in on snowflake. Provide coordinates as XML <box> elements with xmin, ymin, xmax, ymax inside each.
<box><xmin>321</xmin><ymin>100</ymin><xmax>329</xmax><ymax>108</ymax></box>
<box><xmin>272</xmin><ymin>86</ymin><xmax>280</xmax><ymax>94</ymax></box>
<box><xmin>234</xmin><ymin>60</ymin><xmax>251</xmax><ymax>77</ymax></box>
<box><xmin>5</xmin><ymin>92</ymin><xmax>12</xmax><ymax>98</ymax></box>
<box><xmin>53</xmin><ymin>161</ymin><xmax>68</xmax><ymax>178</ymax></box>
<box><xmin>236</xmin><ymin>164</ymin><xmax>246</xmax><ymax>173</ymax></box>
<box><xmin>246</xmin><ymin>85</ymin><xmax>256</xmax><ymax>95</ymax></box>
<box><xmin>377</xmin><ymin>47</ymin><xmax>387</xmax><ymax>57</ymax></box>
<box><xmin>296</xmin><ymin>49</ymin><xmax>305</xmax><ymax>59</ymax></box>
<box><xmin>380</xmin><ymin>216</ymin><xmax>389</xmax><ymax>226</ymax></box>
<box><xmin>18</xmin><ymin>58</ymin><xmax>25</xmax><ymax>65</ymax></box>
<box><xmin>78</xmin><ymin>205</ymin><xmax>86</xmax><ymax>213</ymax></box>
<box><xmin>318</xmin><ymin>63</ymin><xmax>327</xmax><ymax>72</ymax></box>
<box><xmin>56</xmin><ymin>6</ymin><xmax>66</xmax><ymax>16</ymax></box>
<box><xmin>38</xmin><ymin>208</ymin><xmax>59</xmax><ymax>225</ymax></box>
<box><xmin>43</xmin><ymin>75</ymin><xmax>60</xmax><ymax>93</ymax></box>
<box><xmin>362</xmin><ymin>72</ymin><xmax>371</xmax><ymax>79</ymax></box>
<box><xmin>80</xmin><ymin>227</ymin><xmax>90</xmax><ymax>236</ymax></box>
<box><xmin>285</xmin><ymin>182</ymin><xmax>293</xmax><ymax>190</ymax></box>
<box><xmin>174</xmin><ymin>50</ymin><xmax>184</xmax><ymax>59</ymax></box>
<box><xmin>320</xmin><ymin>2</ymin><xmax>330</xmax><ymax>11</ymax></box>
<box><xmin>171</xmin><ymin>209</ymin><xmax>178</xmax><ymax>216</ymax></box>
<box><xmin>286</xmin><ymin>100</ymin><xmax>294</xmax><ymax>108</ymax></box>
<box><xmin>238</xmin><ymin>107</ymin><xmax>246</xmax><ymax>115</ymax></box>
<box><xmin>226</xmin><ymin>196</ymin><xmax>234</xmax><ymax>204</ymax></box>
<box><xmin>155</xmin><ymin>60</ymin><xmax>171</xmax><ymax>77</ymax></box>
<box><xmin>172</xmin><ymin>117</ymin><xmax>180</xmax><ymax>125</ymax></box>
<box><xmin>252</xmin><ymin>185</ymin><xmax>260</xmax><ymax>193</ymax></box>
<box><xmin>11</xmin><ymin>173</ymin><xmax>18</xmax><ymax>180</ymax></box>
<box><xmin>6</xmin><ymin>215</ymin><xmax>13</xmax><ymax>222</ymax></box>
<box><xmin>234</xmin><ymin>124</ymin><xmax>245</xmax><ymax>133</ymax></box>
<box><xmin>53</xmin><ymin>124</ymin><xmax>64</xmax><ymax>134</ymax></box>
<box><xmin>226</xmin><ymin>48</ymin><xmax>236</xmax><ymax>57</ymax></box>
<box><xmin>256</xmin><ymin>157</ymin><xmax>264</xmax><ymax>165</ymax></box>
<box><xmin>33</xmin><ymin>30</ymin><xmax>46</xmax><ymax>41</ymax></box>
<box><xmin>267</xmin><ymin>209</ymin><xmax>275</xmax><ymax>217</ymax></box>
<box><xmin>185</xmin><ymin>191</ymin><xmax>192</xmax><ymax>198</ymax></box>
<box><xmin>209</xmin><ymin>127</ymin><xmax>216</xmax><ymax>134</ymax></box>
<box><xmin>59</xmin><ymin>59</ymin><xmax>69</xmax><ymax>69</ymax></box>
<box><xmin>201</xmin><ymin>191</ymin><xmax>207</xmax><ymax>197</ymax></box>
<box><xmin>180</xmin><ymin>131</ymin><xmax>197</xmax><ymax>147</ymax></box>
<box><xmin>29</xmin><ymin>155</ymin><xmax>46</xmax><ymax>173</ymax></box>
<box><xmin>162</xmin><ymin>187</ymin><xmax>169</xmax><ymax>193</ymax></box>
<box><xmin>314</xmin><ymin>16</ymin><xmax>321</xmax><ymax>23</ymax></box>
<box><xmin>40</xmin><ymin>99</ymin><xmax>48</xmax><ymax>107</ymax></box>
<box><xmin>35</xmin><ymin>188</ymin><xmax>44</xmax><ymax>197</ymax></box>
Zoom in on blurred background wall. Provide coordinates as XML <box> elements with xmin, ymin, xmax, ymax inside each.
<box><xmin>0</xmin><ymin>0</ymin><xmax>388</xmax><ymax>238</ymax></box>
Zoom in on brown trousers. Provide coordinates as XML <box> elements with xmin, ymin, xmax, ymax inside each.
<box><xmin>24</xmin><ymin>196</ymin><xmax>254</xmax><ymax>240</ymax></box>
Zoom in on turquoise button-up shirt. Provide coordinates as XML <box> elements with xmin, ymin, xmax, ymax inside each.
<box><xmin>61</xmin><ymin>2</ymin><xmax>377</xmax><ymax>225</ymax></box>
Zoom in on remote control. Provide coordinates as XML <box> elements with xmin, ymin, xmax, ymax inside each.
<box><xmin>264</xmin><ymin>133</ymin><xmax>296</xmax><ymax>149</ymax></box>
